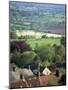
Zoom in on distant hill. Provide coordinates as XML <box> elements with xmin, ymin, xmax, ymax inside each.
<box><xmin>9</xmin><ymin>1</ymin><xmax>66</xmax><ymax>34</ymax></box>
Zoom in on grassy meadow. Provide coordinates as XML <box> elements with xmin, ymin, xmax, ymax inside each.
<box><xmin>26</xmin><ymin>38</ymin><xmax>60</xmax><ymax>49</ymax></box>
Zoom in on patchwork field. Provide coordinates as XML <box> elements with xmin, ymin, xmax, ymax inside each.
<box><xmin>26</xmin><ymin>38</ymin><xmax>60</xmax><ymax>49</ymax></box>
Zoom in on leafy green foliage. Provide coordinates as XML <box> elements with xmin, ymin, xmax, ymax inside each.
<box><xmin>47</xmin><ymin>75</ymin><xmax>59</xmax><ymax>86</ymax></box>
<box><xmin>42</xmin><ymin>35</ymin><xmax>48</xmax><ymax>38</ymax></box>
<box><xmin>18</xmin><ymin>35</ymin><xmax>35</xmax><ymax>39</ymax></box>
<box><xmin>10</xmin><ymin>51</ymin><xmax>21</xmax><ymax>67</ymax></box>
<box><xmin>59</xmin><ymin>74</ymin><xmax>66</xmax><ymax>85</ymax></box>
<box><xmin>60</xmin><ymin>36</ymin><xmax>66</xmax><ymax>47</ymax></box>
<box><xmin>59</xmin><ymin>68</ymin><xmax>65</xmax><ymax>75</ymax></box>
<box><xmin>10</xmin><ymin>31</ymin><xmax>17</xmax><ymax>39</ymax></box>
<box><xmin>53</xmin><ymin>44</ymin><xmax>65</xmax><ymax>64</ymax></box>
<box><xmin>10</xmin><ymin>39</ymin><xmax>66</xmax><ymax>73</ymax></box>
<box><xmin>26</xmin><ymin>38</ymin><xmax>60</xmax><ymax>50</ymax></box>
<box><xmin>10</xmin><ymin>51</ymin><xmax>40</xmax><ymax>68</ymax></box>
<box><xmin>35</xmin><ymin>44</ymin><xmax>55</xmax><ymax>67</ymax></box>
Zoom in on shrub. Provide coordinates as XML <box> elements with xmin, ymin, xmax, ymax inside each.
<box><xmin>47</xmin><ymin>75</ymin><xmax>59</xmax><ymax>86</ymax></box>
<box><xmin>10</xmin><ymin>31</ymin><xmax>17</xmax><ymax>39</ymax></box>
<box><xmin>10</xmin><ymin>51</ymin><xmax>40</xmax><ymax>68</ymax></box>
<box><xmin>60</xmin><ymin>36</ymin><xmax>66</xmax><ymax>47</ymax></box>
<box><xmin>10</xmin><ymin>41</ymin><xmax>32</xmax><ymax>53</ymax></box>
<box><xmin>59</xmin><ymin>74</ymin><xmax>66</xmax><ymax>85</ymax></box>
<box><xmin>35</xmin><ymin>45</ymin><xmax>55</xmax><ymax>67</ymax></box>
<box><xmin>53</xmin><ymin>44</ymin><xmax>65</xmax><ymax>64</ymax></box>
<box><xmin>50</xmin><ymin>64</ymin><xmax>57</xmax><ymax>72</ymax></box>
<box><xmin>59</xmin><ymin>68</ymin><xmax>65</xmax><ymax>75</ymax></box>
<box><xmin>42</xmin><ymin>35</ymin><xmax>48</xmax><ymax>38</ymax></box>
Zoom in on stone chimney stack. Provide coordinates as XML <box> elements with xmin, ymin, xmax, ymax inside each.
<box><xmin>13</xmin><ymin>66</ymin><xmax>15</xmax><ymax>72</ymax></box>
<box><xmin>38</xmin><ymin>71</ymin><xmax>42</xmax><ymax>85</ymax></box>
<box><xmin>38</xmin><ymin>71</ymin><xmax>40</xmax><ymax>78</ymax></box>
<box><xmin>20</xmin><ymin>73</ymin><xmax>23</xmax><ymax>80</ymax></box>
<box><xmin>28</xmin><ymin>65</ymin><xmax>31</xmax><ymax>70</ymax></box>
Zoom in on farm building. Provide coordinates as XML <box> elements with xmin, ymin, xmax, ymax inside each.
<box><xmin>16</xmin><ymin>30</ymin><xmax>45</xmax><ymax>39</ymax></box>
<box><xmin>16</xmin><ymin>30</ymin><xmax>62</xmax><ymax>39</ymax></box>
<box><xmin>46</xmin><ymin>33</ymin><xmax>62</xmax><ymax>38</ymax></box>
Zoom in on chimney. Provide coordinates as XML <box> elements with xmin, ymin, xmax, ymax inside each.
<box><xmin>20</xmin><ymin>73</ymin><xmax>23</xmax><ymax>80</ymax></box>
<box><xmin>28</xmin><ymin>65</ymin><xmax>31</xmax><ymax>70</ymax></box>
<box><xmin>13</xmin><ymin>66</ymin><xmax>15</xmax><ymax>72</ymax></box>
<box><xmin>38</xmin><ymin>71</ymin><xmax>42</xmax><ymax>85</ymax></box>
<box><xmin>38</xmin><ymin>62</ymin><xmax>40</xmax><ymax>72</ymax></box>
<box><xmin>38</xmin><ymin>71</ymin><xmax>40</xmax><ymax>78</ymax></box>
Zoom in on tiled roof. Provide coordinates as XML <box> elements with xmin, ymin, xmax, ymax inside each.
<box><xmin>39</xmin><ymin>75</ymin><xmax>51</xmax><ymax>86</ymax></box>
<box><xmin>10</xmin><ymin>75</ymin><xmax>51</xmax><ymax>89</ymax></box>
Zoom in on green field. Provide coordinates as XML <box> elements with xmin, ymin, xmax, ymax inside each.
<box><xmin>26</xmin><ymin>38</ymin><xmax>60</xmax><ymax>49</ymax></box>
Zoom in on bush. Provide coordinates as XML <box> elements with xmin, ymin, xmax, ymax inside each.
<box><xmin>18</xmin><ymin>35</ymin><xmax>35</xmax><ymax>39</ymax></box>
<box><xmin>52</xmin><ymin>44</ymin><xmax>65</xmax><ymax>64</ymax></box>
<box><xmin>60</xmin><ymin>36</ymin><xmax>66</xmax><ymax>47</ymax></box>
<box><xmin>42</xmin><ymin>35</ymin><xmax>48</xmax><ymax>38</ymax></box>
<box><xmin>10</xmin><ymin>51</ymin><xmax>22</xmax><ymax>67</ymax></box>
<box><xmin>59</xmin><ymin>68</ymin><xmax>65</xmax><ymax>75</ymax></box>
<box><xmin>59</xmin><ymin>74</ymin><xmax>66</xmax><ymax>85</ymax></box>
<box><xmin>35</xmin><ymin>45</ymin><xmax>55</xmax><ymax>67</ymax></box>
<box><xmin>21</xmin><ymin>51</ymin><xmax>40</xmax><ymax>65</ymax></box>
<box><xmin>10</xmin><ymin>51</ymin><xmax>40</xmax><ymax>68</ymax></box>
<box><xmin>10</xmin><ymin>31</ymin><xmax>17</xmax><ymax>39</ymax></box>
<box><xmin>10</xmin><ymin>41</ymin><xmax>32</xmax><ymax>53</ymax></box>
<box><xmin>47</xmin><ymin>75</ymin><xmax>59</xmax><ymax>86</ymax></box>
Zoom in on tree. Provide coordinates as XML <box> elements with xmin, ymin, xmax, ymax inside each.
<box><xmin>10</xmin><ymin>41</ymin><xmax>32</xmax><ymax>53</ymax></box>
<box><xmin>21</xmin><ymin>51</ymin><xmax>40</xmax><ymax>65</ymax></box>
<box><xmin>42</xmin><ymin>35</ymin><xmax>47</xmax><ymax>38</ymax></box>
<box><xmin>53</xmin><ymin>44</ymin><xmax>65</xmax><ymax>64</ymax></box>
<box><xmin>60</xmin><ymin>36</ymin><xmax>66</xmax><ymax>47</ymax></box>
<box><xmin>35</xmin><ymin>44</ymin><xmax>55</xmax><ymax>67</ymax></box>
<box><xmin>10</xmin><ymin>51</ymin><xmax>40</xmax><ymax>68</ymax></box>
<box><xmin>47</xmin><ymin>75</ymin><xmax>59</xmax><ymax>86</ymax></box>
<box><xmin>10</xmin><ymin>31</ymin><xmax>17</xmax><ymax>39</ymax></box>
<box><xmin>59</xmin><ymin>74</ymin><xmax>66</xmax><ymax>85</ymax></box>
<box><xmin>10</xmin><ymin>51</ymin><xmax>22</xmax><ymax>67</ymax></box>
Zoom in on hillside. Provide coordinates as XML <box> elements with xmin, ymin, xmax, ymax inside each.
<box><xmin>9</xmin><ymin>1</ymin><xmax>66</xmax><ymax>34</ymax></box>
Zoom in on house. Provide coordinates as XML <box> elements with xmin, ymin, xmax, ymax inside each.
<box><xmin>9</xmin><ymin>71</ymin><xmax>20</xmax><ymax>81</ymax></box>
<box><xmin>10</xmin><ymin>71</ymin><xmax>51</xmax><ymax>89</ymax></box>
<box><xmin>42</xmin><ymin>67</ymin><xmax>52</xmax><ymax>75</ymax></box>
<box><xmin>17</xmin><ymin>68</ymin><xmax>34</xmax><ymax>77</ymax></box>
<box><xmin>10</xmin><ymin>65</ymin><xmax>34</xmax><ymax>81</ymax></box>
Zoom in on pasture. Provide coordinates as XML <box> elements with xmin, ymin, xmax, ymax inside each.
<box><xmin>26</xmin><ymin>38</ymin><xmax>60</xmax><ymax>49</ymax></box>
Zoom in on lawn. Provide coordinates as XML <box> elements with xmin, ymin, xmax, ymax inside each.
<box><xmin>26</xmin><ymin>38</ymin><xmax>60</xmax><ymax>49</ymax></box>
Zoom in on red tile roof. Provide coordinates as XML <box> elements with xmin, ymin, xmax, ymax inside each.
<box><xmin>10</xmin><ymin>75</ymin><xmax>52</xmax><ymax>89</ymax></box>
